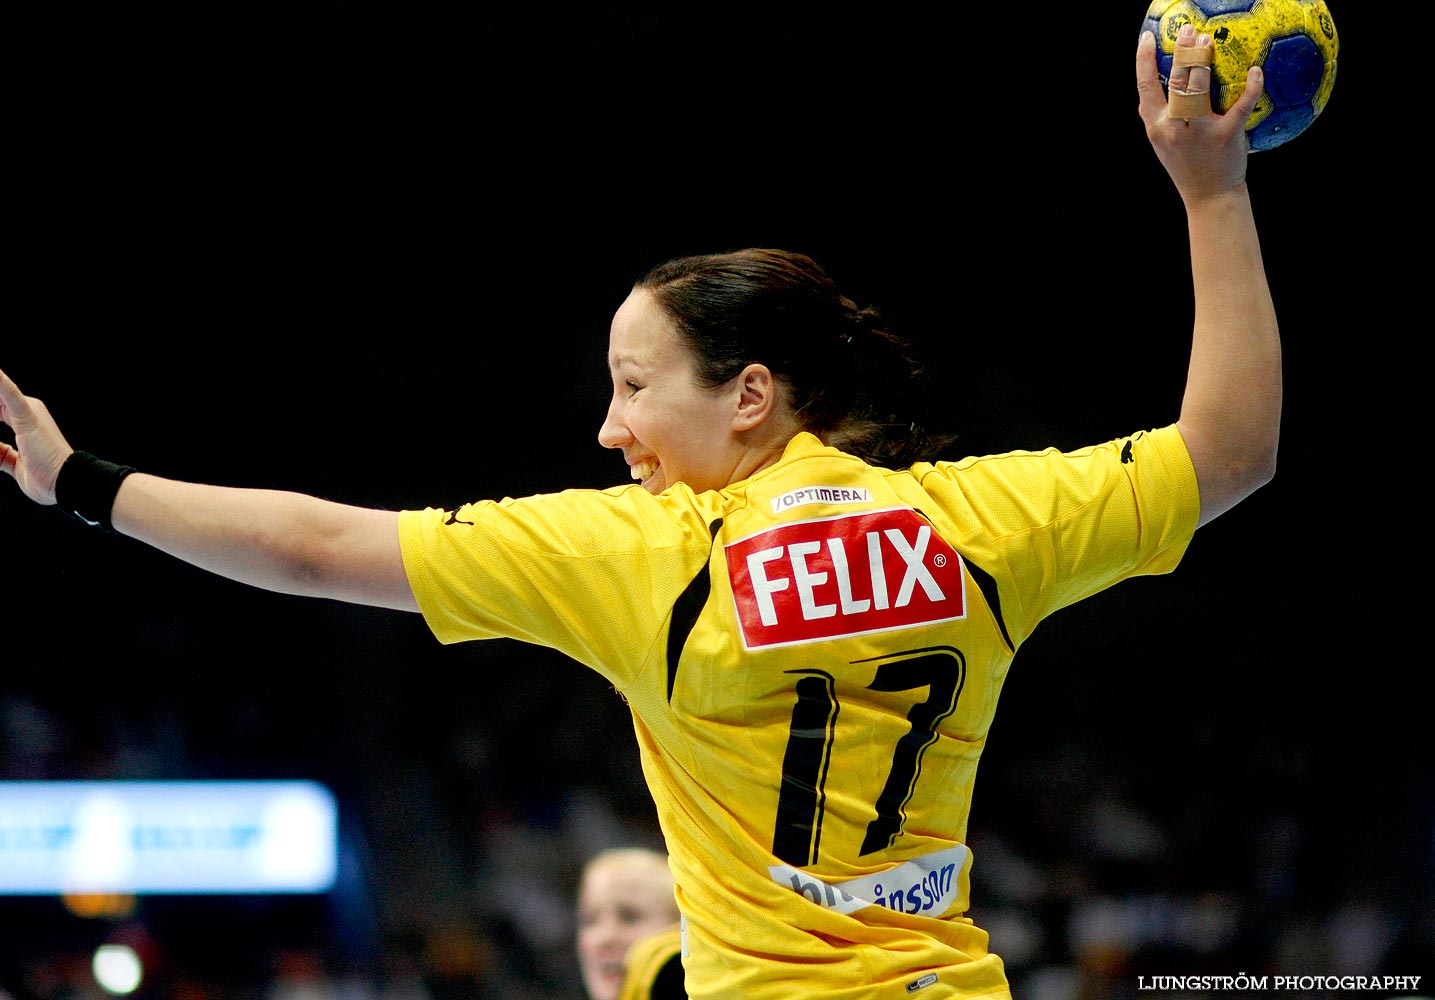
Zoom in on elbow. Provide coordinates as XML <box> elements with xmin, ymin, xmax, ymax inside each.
<box><xmin>243</xmin><ymin>519</ymin><xmax>333</xmax><ymax>598</ymax></box>
<box><xmin>282</xmin><ymin>514</ymin><xmax>366</xmax><ymax>598</ymax></box>
<box><xmin>1228</xmin><ymin>436</ymin><xmax>1280</xmax><ymax>504</ymax></box>
<box><xmin>238</xmin><ymin>493</ymin><xmax>356</xmax><ymax>599</ymax></box>
<box><xmin>1204</xmin><ymin>444</ymin><xmax>1278</xmax><ymax>527</ymax></box>
<box><xmin>1254</xmin><ymin>445</ymin><xmax>1279</xmax><ymax>492</ymax></box>
<box><xmin>270</xmin><ymin>499</ymin><xmax>407</xmax><ymax>607</ymax></box>
<box><xmin>1180</xmin><ymin>421</ymin><xmax>1279</xmax><ymax>526</ymax></box>
<box><xmin>1237</xmin><ymin>439</ymin><xmax>1279</xmax><ymax>497</ymax></box>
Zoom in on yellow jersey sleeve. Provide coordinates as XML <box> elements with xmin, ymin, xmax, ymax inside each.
<box><xmin>905</xmin><ymin>424</ymin><xmax>1199</xmax><ymax>648</ymax></box>
<box><xmin>397</xmin><ymin>484</ymin><xmax>722</xmax><ymax>690</ymax></box>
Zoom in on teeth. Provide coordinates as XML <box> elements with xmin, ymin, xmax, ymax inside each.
<box><xmin>631</xmin><ymin>459</ymin><xmax>658</xmax><ymax>481</ymax></box>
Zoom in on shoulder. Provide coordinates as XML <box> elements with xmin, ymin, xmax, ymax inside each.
<box><xmin>401</xmin><ymin>482</ymin><xmax>726</xmax><ymax>557</ymax></box>
<box><xmin>904</xmin><ymin>425</ymin><xmax>1195</xmax><ymax>505</ymax></box>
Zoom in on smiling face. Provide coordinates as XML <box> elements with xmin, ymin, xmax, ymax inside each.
<box><xmin>576</xmin><ymin>851</ymin><xmax>678</xmax><ymax>1000</ymax></box>
<box><xmin>598</xmin><ymin>287</ymin><xmax>748</xmax><ymax>495</ymax></box>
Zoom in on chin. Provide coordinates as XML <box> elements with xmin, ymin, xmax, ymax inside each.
<box><xmin>586</xmin><ymin>977</ymin><xmax>620</xmax><ymax>1000</ymax></box>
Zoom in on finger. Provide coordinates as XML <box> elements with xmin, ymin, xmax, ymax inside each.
<box><xmin>1185</xmin><ymin>39</ymin><xmax>1212</xmax><ymax>103</ymax></box>
<box><xmin>1168</xmin><ymin>22</ymin><xmax>1197</xmax><ymax>95</ymax></box>
<box><xmin>1136</xmin><ymin>31</ymin><xmax>1169</xmax><ymax>124</ymax></box>
<box><xmin>1169</xmin><ymin>32</ymin><xmax>1214</xmax><ymax>122</ymax></box>
<box><xmin>0</xmin><ymin>369</ymin><xmax>24</xmax><ymax>481</ymax></box>
<box><xmin>1224</xmin><ymin>64</ymin><xmax>1264</xmax><ymax>125</ymax></box>
<box><xmin>0</xmin><ymin>368</ymin><xmax>26</xmax><ymax>426</ymax></box>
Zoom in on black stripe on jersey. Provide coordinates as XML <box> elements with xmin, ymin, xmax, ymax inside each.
<box><xmin>854</xmin><ymin>647</ymin><xmax>966</xmax><ymax>855</ymax></box>
<box><xmin>963</xmin><ymin>558</ymin><xmax>1014</xmax><ymax>653</ymax></box>
<box><xmin>666</xmin><ymin>517</ymin><xmax>724</xmax><ymax>703</ymax></box>
<box><xmin>774</xmin><ymin>669</ymin><xmax>839</xmax><ymax>867</ymax></box>
<box><xmin>912</xmin><ymin>506</ymin><xmax>1014</xmax><ymax>654</ymax></box>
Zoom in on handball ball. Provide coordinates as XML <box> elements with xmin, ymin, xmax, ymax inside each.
<box><xmin>1141</xmin><ymin>0</ymin><xmax>1338</xmax><ymax>151</ymax></box>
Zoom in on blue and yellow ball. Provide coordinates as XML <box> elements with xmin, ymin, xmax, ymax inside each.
<box><xmin>1141</xmin><ymin>0</ymin><xmax>1338</xmax><ymax>151</ymax></box>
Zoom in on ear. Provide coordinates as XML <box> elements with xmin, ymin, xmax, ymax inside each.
<box><xmin>730</xmin><ymin>364</ymin><xmax>778</xmax><ymax>432</ymax></box>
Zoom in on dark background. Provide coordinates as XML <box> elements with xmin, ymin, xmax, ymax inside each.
<box><xmin>3</xmin><ymin>3</ymin><xmax>1428</xmax><ymax>999</ymax></box>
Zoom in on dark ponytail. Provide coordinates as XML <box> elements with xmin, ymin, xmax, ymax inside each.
<box><xmin>636</xmin><ymin>248</ymin><xmax>950</xmax><ymax>468</ymax></box>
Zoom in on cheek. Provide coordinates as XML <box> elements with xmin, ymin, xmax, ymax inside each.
<box><xmin>630</xmin><ymin>402</ymin><xmax>678</xmax><ymax>452</ymax></box>
<box><xmin>577</xmin><ymin>923</ymin><xmax>600</xmax><ymax>950</ymax></box>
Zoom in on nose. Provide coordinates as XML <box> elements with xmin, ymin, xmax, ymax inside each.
<box><xmin>597</xmin><ymin>395</ymin><xmax>629</xmax><ymax>450</ymax></box>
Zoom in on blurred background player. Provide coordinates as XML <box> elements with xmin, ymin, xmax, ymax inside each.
<box><xmin>576</xmin><ymin>848</ymin><xmax>683</xmax><ymax>1000</ymax></box>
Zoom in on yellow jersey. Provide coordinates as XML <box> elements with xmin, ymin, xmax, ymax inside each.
<box><xmin>399</xmin><ymin>428</ymin><xmax>1199</xmax><ymax>999</ymax></box>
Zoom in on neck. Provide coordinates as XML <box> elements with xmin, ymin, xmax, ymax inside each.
<box><xmin>730</xmin><ymin>414</ymin><xmax>806</xmax><ymax>484</ymax></box>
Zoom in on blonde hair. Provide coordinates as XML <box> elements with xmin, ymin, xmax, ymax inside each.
<box><xmin>578</xmin><ymin>847</ymin><xmax>677</xmax><ymax>917</ymax></box>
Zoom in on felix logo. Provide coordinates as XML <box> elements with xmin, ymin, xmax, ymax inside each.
<box><xmin>726</xmin><ymin>508</ymin><xmax>965</xmax><ymax>649</ymax></box>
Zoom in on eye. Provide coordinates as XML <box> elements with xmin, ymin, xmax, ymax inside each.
<box><xmin>624</xmin><ymin>379</ymin><xmax>642</xmax><ymax>397</ymax></box>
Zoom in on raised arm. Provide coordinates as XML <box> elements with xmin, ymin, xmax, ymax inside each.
<box><xmin>0</xmin><ymin>367</ymin><xmax>419</xmax><ymax>612</ymax></box>
<box><xmin>1137</xmin><ymin>25</ymin><xmax>1282</xmax><ymax>528</ymax></box>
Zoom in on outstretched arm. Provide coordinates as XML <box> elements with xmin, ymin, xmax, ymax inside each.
<box><xmin>1137</xmin><ymin>25</ymin><xmax>1282</xmax><ymax>528</ymax></box>
<box><xmin>0</xmin><ymin>367</ymin><xmax>419</xmax><ymax>612</ymax></box>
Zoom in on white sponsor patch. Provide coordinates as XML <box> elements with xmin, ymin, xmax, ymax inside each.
<box><xmin>770</xmin><ymin>485</ymin><xmax>872</xmax><ymax>514</ymax></box>
<box><xmin>768</xmin><ymin>844</ymin><xmax>967</xmax><ymax>918</ymax></box>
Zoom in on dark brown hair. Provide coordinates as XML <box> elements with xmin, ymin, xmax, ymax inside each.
<box><xmin>636</xmin><ymin>248</ymin><xmax>947</xmax><ymax>469</ymax></box>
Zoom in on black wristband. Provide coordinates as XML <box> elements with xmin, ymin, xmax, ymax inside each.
<box><xmin>54</xmin><ymin>451</ymin><xmax>137</xmax><ymax>532</ymax></box>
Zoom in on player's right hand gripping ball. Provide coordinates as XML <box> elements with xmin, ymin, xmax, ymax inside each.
<box><xmin>1141</xmin><ymin>0</ymin><xmax>1338</xmax><ymax>151</ymax></box>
